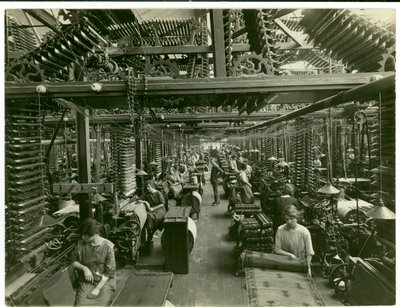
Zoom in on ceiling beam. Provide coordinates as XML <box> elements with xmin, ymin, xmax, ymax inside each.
<box><xmin>5</xmin><ymin>72</ymin><xmax>390</xmax><ymax>102</ymax></box>
<box><xmin>105</xmin><ymin>42</ymin><xmax>303</xmax><ymax>57</ymax></box>
<box><xmin>23</xmin><ymin>9</ymin><xmax>59</xmax><ymax>32</ymax></box>
<box><xmin>231</xmin><ymin>27</ymin><xmax>247</xmax><ymax>39</ymax></box>
<box><xmin>44</xmin><ymin>108</ymin><xmax>378</xmax><ymax>125</ymax></box>
<box><xmin>211</xmin><ymin>9</ymin><xmax>227</xmax><ymax>78</ymax></box>
<box><xmin>107</xmin><ymin>45</ymin><xmax>212</xmax><ymax>56</ymax></box>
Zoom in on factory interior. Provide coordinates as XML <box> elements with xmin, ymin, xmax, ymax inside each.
<box><xmin>4</xmin><ymin>7</ymin><xmax>396</xmax><ymax>307</ymax></box>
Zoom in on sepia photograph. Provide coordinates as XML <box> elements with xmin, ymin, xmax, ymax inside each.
<box><xmin>3</xmin><ymin>4</ymin><xmax>396</xmax><ymax>307</ymax></box>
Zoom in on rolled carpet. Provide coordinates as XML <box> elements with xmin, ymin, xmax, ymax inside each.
<box><xmin>241</xmin><ymin>250</ymin><xmax>307</xmax><ymax>273</ymax></box>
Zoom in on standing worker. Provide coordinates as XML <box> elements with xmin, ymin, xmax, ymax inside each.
<box><xmin>275</xmin><ymin>205</ymin><xmax>314</xmax><ymax>278</ymax></box>
<box><xmin>273</xmin><ymin>183</ymin><xmax>299</xmax><ymax>234</ymax></box>
<box><xmin>210</xmin><ymin>157</ymin><xmax>224</xmax><ymax>206</ymax></box>
<box><xmin>71</xmin><ymin>218</ymin><xmax>116</xmax><ymax>306</ymax></box>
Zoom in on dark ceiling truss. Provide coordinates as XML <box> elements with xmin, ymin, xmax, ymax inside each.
<box><xmin>300</xmin><ymin>9</ymin><xmax>396</xmax><ymax>72</ymax></box>
<box><xmin>23</xmin><ymin>9</ymin><xmax>59</xmax><ymax>32</ymax></box>
<box><xmin>6</xmin><ymin>15</ymin><xmax>107</xmax><ymax>83</ymax></box>
<box><xmin>6</xmin><ymin>15</ymin><xmax>38</xmax><ymax>53</ymax></box>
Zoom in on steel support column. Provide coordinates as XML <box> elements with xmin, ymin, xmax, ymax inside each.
<box><xmin>76</xmin><ymin>109</ymin><xmax>92</xmax><ymax>220</ymax></box>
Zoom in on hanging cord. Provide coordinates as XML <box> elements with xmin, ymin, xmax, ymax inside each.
<box><xmin>37</xmin><ymin>93</ymin><xmax>47</xmax><ymax>207</ymax></box>
<box><xmin>352</xmin><ymin>112</ymin><xmax>360</xmax><ymax>235</ymax></box>
<box><xmin>378</xmin><ymin>92</ymin><xmax>383</xmax><ymax>202</ymax></box>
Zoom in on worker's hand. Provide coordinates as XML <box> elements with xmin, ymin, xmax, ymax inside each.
<box><xmin>90</xmin><ymin>287</ymin><xmax>101</xmax><ymax>297</ymax></box>
<box><xmin>83</xmin><ymin>267</ymin><xmax>94</xmax><ymax>283</ymax></box>
<box><xmin>288</xmin><ymin>254</ymin><xmax>297</xmax><ymax>260</ymax></box>
<box><xmin>148</xmin><ymin>207</ymin><xmax>155</xmax><ymax>212</ymax></box>
<box><xmin>307</xmin><ymin>266</ymin><xmax>312</xmax><ymax>279</ymax></box>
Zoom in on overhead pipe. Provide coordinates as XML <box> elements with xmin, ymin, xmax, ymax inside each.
<box><xmin>241</xmin><ymin>73</ymin><xmax>395</xmax><ymax>132</ymax></box>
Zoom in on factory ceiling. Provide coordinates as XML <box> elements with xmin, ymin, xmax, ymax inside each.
<box><xmin>5</xmin><ymin>8</ymin><xmax>396</xmax><ymax>132</ymax></box>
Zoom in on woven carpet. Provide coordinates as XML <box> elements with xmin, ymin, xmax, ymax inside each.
<box><xmin>245</xmin><ymin>267</ymin><xmax>325</xmax><ymax>306</ymax></box>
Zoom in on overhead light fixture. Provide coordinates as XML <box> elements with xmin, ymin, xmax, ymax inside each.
<box><xmin>149</xmin><ymin>161</ymin><xmax>158</xmax><ymax>166</ymax></box>
<box><xmin>136</xmin><ymin>169</ymin><xmax>148</xmax><ymax>176</ymax></box>
<box><xmin>92</xmin><ymin>192</ymin><xmax>107</xmax><ymax>203</ymax></box>
<box><xmin>277</xmin><ymin>159</ymin><xmax>289</xmax><ymax>167</ymax></box>
<box><xmin>318</xmin><ymin>182</ymin><xmax>340</xmax><ymax>194</ymax></box>
<box><xmin>92</xmin><ymin>187</ymin><xmax>107</xmax><ymax>203</ymax></box>
<box><xmin>268</xmin><ymin>156</ymin><xmax>278</xmax><ymax>161</ymax></box>
<box><xmin>366</xmin><ymin>199</ymin><xmax>395</xmax><ymax>220</ymax></box>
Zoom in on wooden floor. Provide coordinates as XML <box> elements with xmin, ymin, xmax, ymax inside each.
<box><xmin>167</xmin><ymin>181</ymin><xmax>247</xmax><ymax>307</ymax></box>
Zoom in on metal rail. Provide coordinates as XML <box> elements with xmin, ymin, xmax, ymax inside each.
<box><xmin>5</xmin><ymin>72</ymin><xmax>391</xmax><ymax>100</ymax></box>
<box><xmin>242</xmin><ymin>73</ymin><xmax>395</xmax><ymax>132</ymax></box>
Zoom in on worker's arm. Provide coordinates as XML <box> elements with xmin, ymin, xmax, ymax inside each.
<box><xmin>274</xmin><ymin>246</ymin><xmax>297</xmax><ymax>259</ymax></box>
<box><xmin>306</xmin><ymin>255</ymin><xmax>313</xmax><ymax>278</ymax></box>
<box><xmin>148</xmin><ymin>192</ymin><xmax>165</xmax><ymax>211</ymax></box>
<box><xmin>150</xmin><ymin>204</ymin><xmax>165</xmax><ymax>211</ymax></box>
<box><xmin>72</xmin><ymin>244</ymin><xmax>94</xmax><ymax>283</ymax></box>
<box><xmin>72</xmin><ymin>261</ymin><xmax>94</xmax><ymax>282</ymax></box>
<box><xmin>90</xmin><ymin>275</ymin><xmax>110</xmax><ymax>296</ymax></box>
<box><xmin>274</xmin><ymin>229</ymin><xmax>297</xmax><ymax>259</ymax></box>
<box><xmin>305</xmin><ymin>230</ymin><xmax>315</xmax><ymax>278</ymax></box>
<box><xmin>90</xmin><ymin>243</ymin><xmax>116</xmax><ymax>297</ymax></box>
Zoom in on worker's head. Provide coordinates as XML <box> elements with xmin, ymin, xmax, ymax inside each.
<box><xmin>145</xmin><ymin>180</ymin><xmax>157</xmax><ymax>193</ymax></box>
<box><xmin>283</xmin><ymin>205</ymin><xmax>299</xmax><ymax>229</ymax></box>
<box><xmin>239</xmin><ymin>162</ymin><xmax>247</xmax><ymax>171</ymax></box>
<box><xmin>282</xmin><ymin>183</ymin><xmax>295</xmax><ymax>196</ymax></box>
<box><xmin>79</xmin><ymin>218</ymin><xmax>100</xmax><ymax>243</ymax></box>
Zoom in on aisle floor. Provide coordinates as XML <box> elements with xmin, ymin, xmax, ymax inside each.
<box><xmin>167</xmin><ymin>181</ymin><xmax>247</xmax><ymax>306</ymax></box>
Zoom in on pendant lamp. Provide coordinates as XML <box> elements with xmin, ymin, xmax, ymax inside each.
<box><xmin>366</xmin><ymin>199</ymin><xmax>395</xmax><ymax>220</ymax></box>
<box><xmin>136</xmin><ymin>169</ymin><xmax>148</xmax><ymax>176</ymax></box>
<box><xmin>318</xmin><ymin>182</ymin><xmax>340</xmax><ymax>195</ymax></box>
<box><xmin>277</xmin><ymin>159</ymin><xmax>289</xmax><ymax>167</ymax></box>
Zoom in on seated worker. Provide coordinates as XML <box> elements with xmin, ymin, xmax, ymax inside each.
<box><xmin>244</xmin><ymin>159</ymin><xmax>253</xmax><ymax>181</ymax></box>
<box><xmin>275</xmin><ymin>205</ymin><xmax>314</xmax><ymax>277</ymax></box>
<box><xmin>177</xmin><ymin>159</ymin><xmax>189</xmax><ymax>183</ymax></box>
<box><xmin>228</xmin><ymin>154</ymin><xmax>239</xmax><ymax>173</ymax></box>
<box><xmin>210</xmin><ymin>157</ymin><xmax>224</xmax><ymax>206</ymax></box>
<box><xmin>165</xmin><ymin>165</ymin><xmax>184</xmax><ymax>203</ymax></box>
<box><xmin>238</xmin><ymin>163</ymin><xmax>255</xmax><ymax>204</ymax></box>
<box><xmin>71</xmin><ymin>218</ymin><xmax>116</xmax><ymax>306</ymax></box>
<box><xmin>138</xmin><ymin>180</ymin><xmax>167</xmax><ymax>248</ymax></box>
<box><xmin>273</xmin><ymin>183</ymin><xmax>299</xmax><ymax>234</ymax></box>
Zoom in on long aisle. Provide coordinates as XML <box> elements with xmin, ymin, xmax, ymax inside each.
<box><xmin>167</xmin><ymin>180</ymin><xmax>247</xmax><ymax>307</ymax></box>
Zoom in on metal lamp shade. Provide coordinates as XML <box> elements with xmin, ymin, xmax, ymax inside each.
<box><xmin>136</xmin><ymin>169</ymin><xmax>148</xmax><ymax>176</ymax></box>
<box><xmin>268</xmin><ymin>156</ymin><xmax>278</xmax><ymax>161</ymax></box>
<box><xmin>92</xmin><ymin>193</ymin><xmax>107</xmax><ymax>203</ymax></box>
<box><xmin>277</xmin><ymin>160</ymin><xmax>289</xmax><ymax>167</ymax></box>
<box><xmin>366</xmin><ymin>200</ymin><xmax>395</xmax><ymax>220</ymax></box>
<box><xmin>318</xmin><ymin>182</ymin><xmax>340</xmax><ymax>194</ymax></box>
